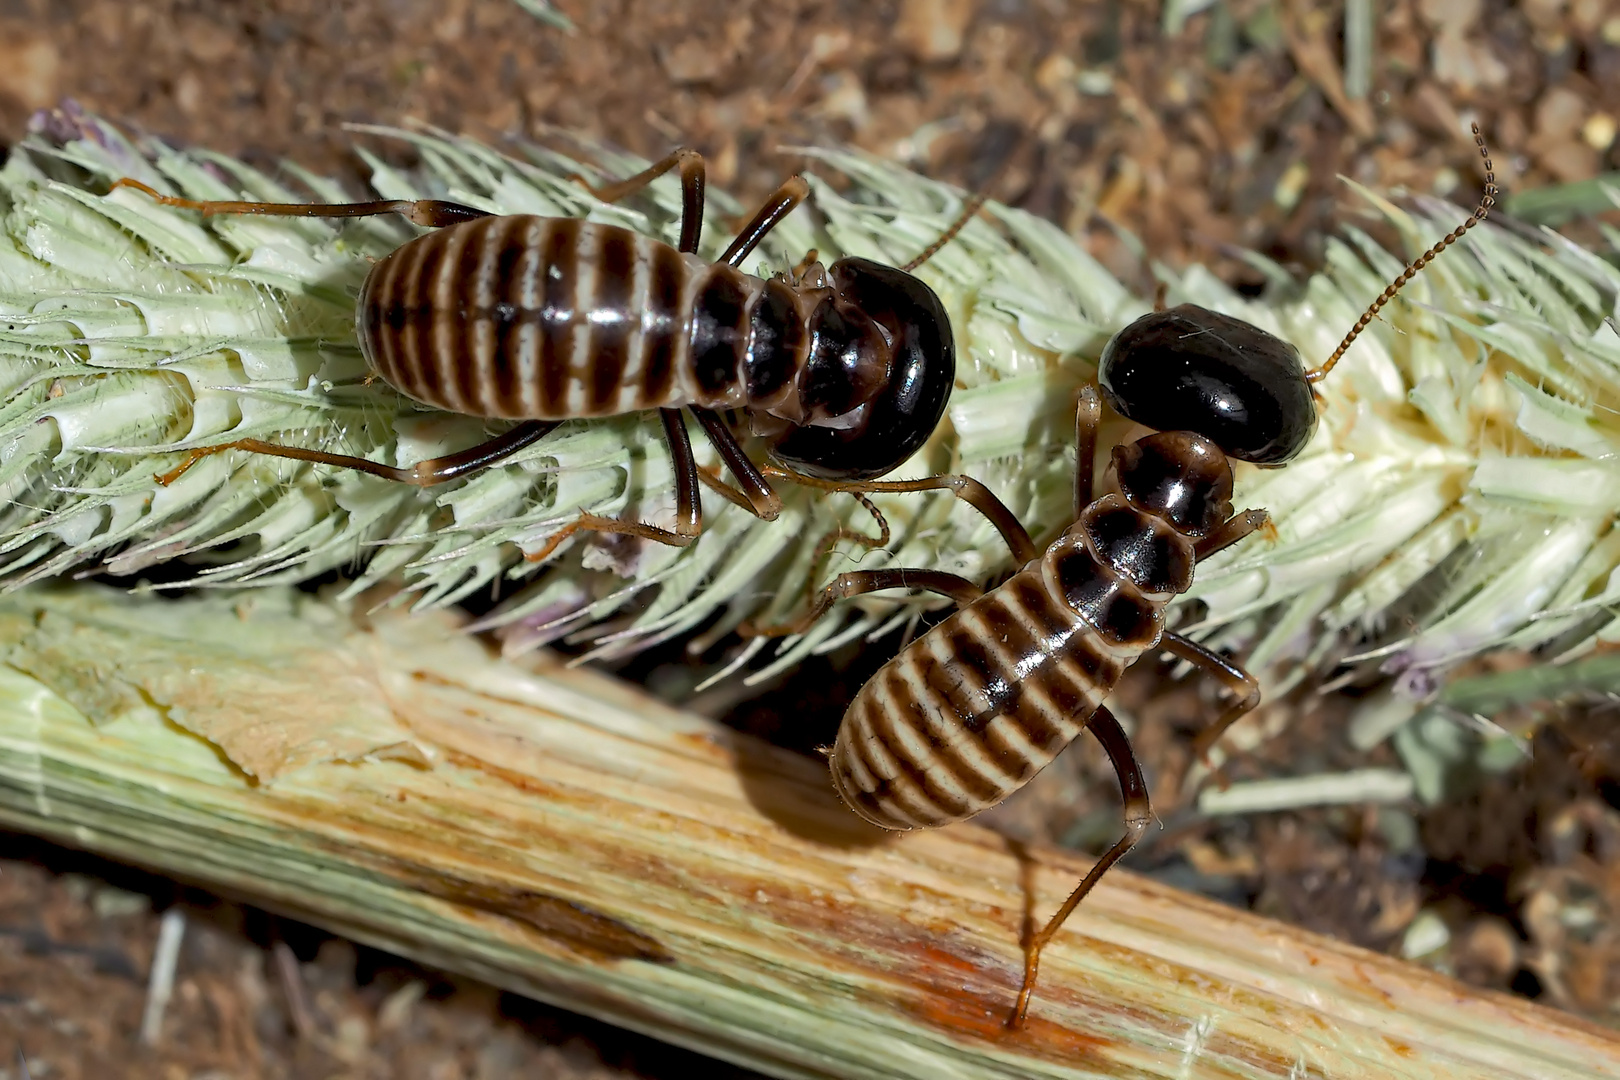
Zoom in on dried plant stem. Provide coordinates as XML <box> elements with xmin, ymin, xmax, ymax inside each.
<box><xmin>0</xmin><ymin>585</ymin><xmax>1613</xmax><ymax>1079</ymax></box>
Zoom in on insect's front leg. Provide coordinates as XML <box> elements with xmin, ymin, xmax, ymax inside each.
<box><xmin>1074</xmin><ymin>384</ymin><xmax>1101</xmax><ymax>515</ymax></box>
<box><xmin>690</xmin><ymin>408</ymin><xmax>782</xmax><ymax>521</ymax></box>
<box><xmin>719</xmin><ymin>176</ymin><xmax>809</xmax><ymax>267</ymax></box>
<box><xmin>1194</xmin><ymin>508</ymin><xmax>1271</xmax><ymax>559</ymax></box>
<box><xmin>577</xmin><ymin>151</ymin><xmax>809</xmax><ymax>267</ymax></box>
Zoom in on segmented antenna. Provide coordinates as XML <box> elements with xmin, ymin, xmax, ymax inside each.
<box><xmin>899</xmin><ymin>120</ymin><xmax>1045</xmax><ymax>273</ymax></box>
<box><xmin>1305</xmin><ymin>122</ymin><xmax>1497</xmax><ymax>383</ymax></box>
<box><xmin>899</xmin><ymin>189</ymin><xmax>991</xmax><ymax>273</ymax></box>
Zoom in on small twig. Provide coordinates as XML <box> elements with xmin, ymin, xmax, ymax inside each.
<box><xmin>139</xmin><ymin>907</ymin><xmax>187</xmax><ymax>1046</ymax></box>
<box><xmin>203</xmin><ymin>974</ymin><xmax>263</xmax><ymax>1077</ymax></box>
<box><xmin>1343</xmin><ymin>0</ymin><xmax>1374</xmax><ymax>100</ymax></box>
<box><xmin>1197</xmin><ymin>769</ymin><xmax>1416</xmax><ymax>816</ymax></box>
<box><xmin>376</xmin><ymin>979</ymin><xmax>428</xmax><ymax>1033</ymax></box>
<box><xmin>271</xmin><ymin>939</ymin><xmax>318</xmax><ymax>1040</ymax></box>
<box><xmin>1282</xmin><ymin>0</ymin><xmax>1376</xmax><ymax>138</ymax></box>
<box><xmin>508</xmin><ymin>0</ymin><xmax>575</xmax><ymax>33</ymax></box>
<box><xmin>1161</xmin><ymin>0</ymin><xmax>1219</xmax><ymax>36</ymax></box>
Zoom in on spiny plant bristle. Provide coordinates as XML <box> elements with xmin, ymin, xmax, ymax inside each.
<box><xmin>4</xmin><ymin>105</ymin><xmax>1620</xmax><ymax>734</ymax></box>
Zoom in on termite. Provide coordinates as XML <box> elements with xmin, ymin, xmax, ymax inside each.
<box><xmin>111</xmin><ymin>146</ymin><xmax>980</xmax><ymax>560</ymax></box>
<box><xmin>744</xmin><ymin>126</ymin><xmax>1497</xmax><ymax>1025</ymax></box>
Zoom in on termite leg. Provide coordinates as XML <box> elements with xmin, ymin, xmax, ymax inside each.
<box><xmin>577</xmin><ymin>148</ymin><xmax>707</xmax><ymax>254</ymax></box>
<box><xmin>154</xmin><ymin>419</ymin><xmax>559</xmax><ymax>488</ymax></box>
<box><xmin>109</xmin><ymin>178</ymin><xmax>490</xmax><ymax>228</ymax></box>
<box><xmin>762</xmin><ymin>465</ymin><xmax>1039</xmax><ymax>565</ymax></box>
<box><xmin>689</xmin><ymin>407</ymin><xmax>782</xmax><ymax>520</ymax></box>
<box><xmin>789</xmin><ymin>248</ymin><xmax>821</xmax><ymax>285</ymax></box>
<box><xmin>1159</xmin><ymin>630</ymin><xmax>1261</xmax><ymax>767</ymax></box>
<box><xmin>720</xmin><ymin>176</ymin><xmax>810</xmax><ymax>267</ymax></box>
<box><xmin>794</xmin><ymin>493</ymin><xmax>892</xmax><ymax>611</ymax></box>
<box><xmin>1074</xmin><ymin>385</ymin><xmax>1101</xmax><ymax>515</ymax></box>
<box><xmin>724</xmin><ymin>482</ymin><xmax>889</xmax><ymax>612</ymax></box>
<box><xmin>694</xmin><ymin>468</ymin><xmax>756</xmax><ymax>512</ymax></box>
<box><xmin>1194</xmin><ymin>509</ymin><xmax>1269</xmax><ymax>560</ymax></box>
<box><xmin>525</xmin><ymin>408</ymin><xmax>703</xmax><ymax>563</ymax></box>
<box><xmin>1012</xmin><ymin>704</ymin><xmax>1149</xmax><ymax>1029</ymax></box>
<box><xmin>584</xmin><ymin>150</ymin><xmax>806</xmax><ymax>264</ymax></box>
<box><xmin>810</xmin><ymin>492</ymin><xmax>891</xmax><ymax>565</ymax></box>
<box><xmin>739</xmin><ymin>567</ymin><xmax>983</xmax><ymax>638</ymax></box>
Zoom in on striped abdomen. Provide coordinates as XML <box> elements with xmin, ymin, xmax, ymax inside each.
<box><xmin>831</xmin><ymin>494</ymin><xmax>1197</xmax><ymax>830</ymax></box>
<box><xmin>356</xmin><ymin>216</ymin><xmax>810</xmax><ymax>421</ymax></box>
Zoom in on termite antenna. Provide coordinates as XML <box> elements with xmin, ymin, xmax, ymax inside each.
<box><xmin>899</xmin><ymin>116</ymin><xmax>1046</xmax><ymax>273</ymax></box>
<box><xmin>898</xmin><ymin>189</ymin><xmax>990</xmax><ymax>272</ymax></box>
<box><xmin>1305</xmin><ymin>122</ymin><xmax>1497</xmax><ymax>384</ymax></box>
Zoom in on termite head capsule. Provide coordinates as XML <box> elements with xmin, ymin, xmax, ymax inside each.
<box><xmin>1097</xmin><ymin>305</ymin><xmax>1317</xmax><ymax>466</ymax></box>
<box><xmin>766</xmin><ymin>258</ymin><xmax>955</xmax><ymax>480</ymax></box>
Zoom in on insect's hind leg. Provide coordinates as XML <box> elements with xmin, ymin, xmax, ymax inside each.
<box><xmin>739</xmin><ymin>568</ymin><xmax>983</xmax><ymax>638</ymax></box>
<box><xmin>576</xmin><ymin>148</ymin><xmax>708</xmax><ymax>254</ymax></box>
<box><xmin>155</xmin><ymin>419</ymin><xmax>559</xmax><ymax>488</ymax></box>
<box><xmin>109</xmin><ymin>178</ymin><xmax>490</xmax><ymax>228</ymax></box>
<box><xmin>523</xmin><ymin>408</ymin><xmax>705</xmax><ymax>564</ymax></box>
<box><xmin>578</xmin><ymin>148</ymin><xmax>808</xmax><ymax>268</ymax></box>
<box><xmin>1012</xmin><ymin>704</ymin><xmax>1149</xmax><ymax>1029</ymax></box>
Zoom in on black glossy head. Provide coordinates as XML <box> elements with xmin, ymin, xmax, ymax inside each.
<box><xmin>1112</xmin><ymin>432</ymin><xmax>1233</xmax><ymax>536</ymax></box>
<box><xmin>767</xmin><ymin>257</ymin><xmax>955</xmax><ymax>480</ymax></box>
<box><xmin>1098</xmin><ymin>305</ymin><xmax>1317</xmax><ymax>465</ymax></box>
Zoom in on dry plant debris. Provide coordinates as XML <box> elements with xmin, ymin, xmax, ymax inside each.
<box><xmin>2</xmin><ymin>1</ymin><xmax>1616</xmax><ymax>279</ymax></box>
<box><xmin>0</xmin><ymin>840</ymin><xmax>765</xmax><ymax>1080</ymax></box>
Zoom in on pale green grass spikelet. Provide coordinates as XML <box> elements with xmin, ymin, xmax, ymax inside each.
<box><xmin>4</xmin><ymin>108</ymin><xmax>1620</xmax><ymax>729</ymax></box>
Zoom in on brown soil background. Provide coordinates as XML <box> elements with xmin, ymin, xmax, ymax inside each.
<box><xmin>3</xmin><ymin>1</ymin><xmax>1620</xmax><ymax>1078</ymax></box>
